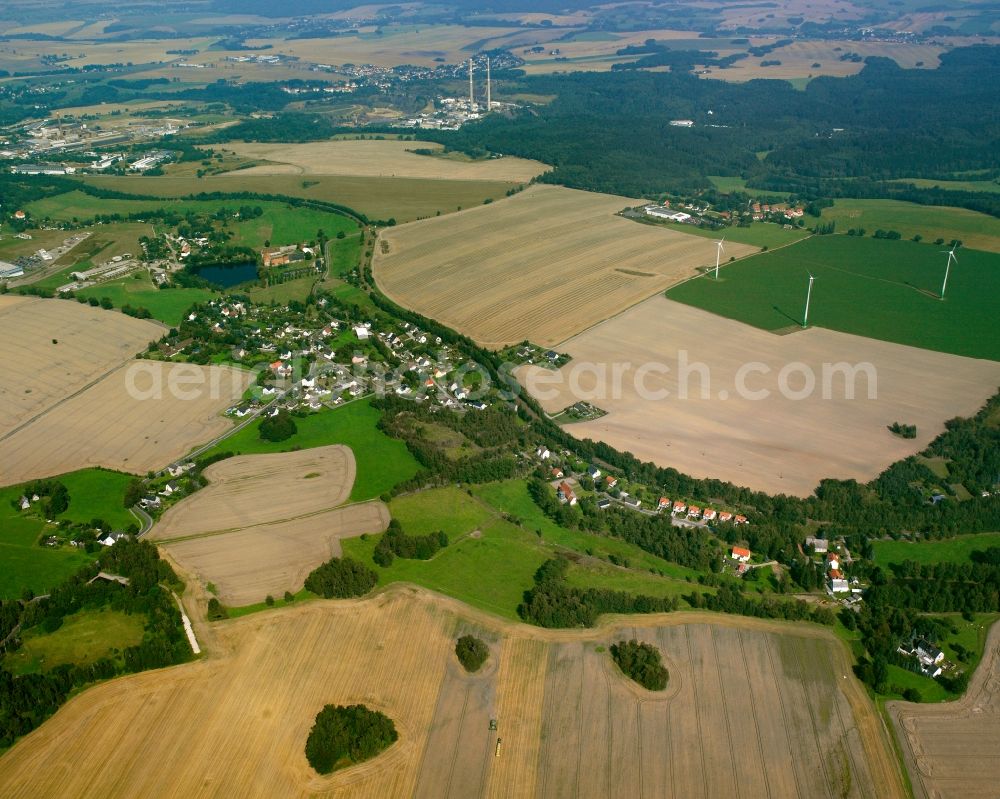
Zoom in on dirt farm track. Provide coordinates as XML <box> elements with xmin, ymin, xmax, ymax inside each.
<box><xmin>0</xmin><ymin>585</ymin><xmax>906</xmax><ymax>799</ymax></box>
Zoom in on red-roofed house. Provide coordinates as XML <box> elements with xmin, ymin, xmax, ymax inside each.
<box><xmin>734</xmin><ymin>515</ymin><xmax>748</xmax><ymax>525</ymax></box>
<box><xmin>718</xmin><ymin>511</ymin><xmax>733</xmax><ymax>523</ymax></box>
<box><xmin>557</xmin><ymin>481</ymin><xmax>577</xmax><ymax>506</ymax></box>
<box><xmin>605</xmin><ymin>475</ymin><xmax>618</xmax><ymax>489</ymax></box>
<box><xmin>672</xmin><ymin>500</ymin><xmax>687</xmax><ymax>514</ymax></box>
<box><xmin>658</xmin><ymin>497</ymin><xmax>670</xmax><ymax>510</ymax></box>
<box><xmin>551</xmin><ymin>467</ymin><xmax>564</xmax><ymax>479</ymax></box>
<box><xmin>687</xmin><ymin>505</ymin><xmax>702</xmax><ymax>519</ymax></box>
<box><xmin>702</xmin><ymin>509</ymin><xmax>718</xmax><ymax>522</ymax></box>
<box><xmin>731</xmin><ymin>546</ymin><xmax>751</xmax><ymax>562</ymax></box>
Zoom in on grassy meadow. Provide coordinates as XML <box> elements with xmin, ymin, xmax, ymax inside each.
<box><xmin>3</xmin><ymin>608</ymin><xmax>145</xmax><ymax>675</ymax></box>
<box><xmin>75</xmin><ymin>276</ymin><xmax>217</xmax><ymax>326</ymax></box>
<box><xmin>666</xmin><ymin>235</ymin><xmax>1000</xmax><ymax>360</ymax></box>
<box><xmin>196</xmin><ymin>398</ymin><xmax>420</xmax><ymax>502</ymax></box>
<box><xmin>872</xmin><ymin>533</ymin><xmax>1000</xmax><ymax>569</ymax></box>
<box><xmin>339</xmin><ymin>480</ymin><xmax>711</xmax><ymax>621</ymax></box>
<box><xmin>820</xmin><ymin>198</ymin><xmax>1000</xmax><ymax>253</ymax></box>
<box><xmin>0</xmin><ymin>469</ymin><xmax>138</xmax><ymax>599</ymax></box>
<box><xmin>76</xmin><ymin>174</ymin><xmax>520</xmax><ymax>222</ymax></box>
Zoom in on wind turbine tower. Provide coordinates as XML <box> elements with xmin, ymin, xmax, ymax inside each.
<box><xmin>486</xmin><ymin>56</ymin><xmax>492</xmax><ymax>110</ymax></box>
<box><xmin>940</xmin><ymin>244</ymin><xmax>958</xmax><ymax>299</ymax></box>
<box><xmin>713</xmin><ymin>236</ymin><xmax>725</xmax><ymax>279</ymax></box>
<box><xmin>468</xmin><ymin>59</ymin><xmax>474</xmax><ymax>109</ymax></box>
<box><xmin>802</xmin><ymin>272</ymin><xmax>815</xmax><ymax>328</ymax></box>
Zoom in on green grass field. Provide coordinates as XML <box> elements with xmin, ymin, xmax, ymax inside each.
<box><xmin>0</xmin><ymin>476</ymin><xmax>126</xmax><ymax>599</ymax></box>
<box><xmin>821</xmin><ymin>199</ymin><xmax>1000</xmax><ymax>253</ymax></box>
<box><xmin>197</xmin><ymin>398</ymin><xmax>419</xmax><ymax>501</ymax></box>
<box><xmin>666</xmin><ymin>235</ymin><xmax>1000</xmax><ymax>360</ymax></box>
<box><xmin>3</xmin><ymin>608</ymin><xmax>145</xmax><ymax>675</ymax></box>
<box><xmin>337</xmin><ymin>480</ymin><xmax>710</xmax><ymax>620</ymax></box>
<box><xmin>26</xmin><ymin>193</ymin><xmax>357</xmax><ymax>250</ymax></box>
<box><xmin>872</xmin><ymin>533</ymin><xmax>1000</xmax><ymax>569</ymax></box>
<box><xmin>76</xmin><ymin>175</ymin><xmax>521</xmax><ymax>223</ymax></box>
<box><xmin>74</xmin><ymin>276</ymin><xmax>216</xmax><ymax>326</ymax></box>
<box><xmin>658</xmin><ymin>219</ymin><xmax>810</xmax><ymax>249</ymax></box>
<box><xmin>707</xmin><ymin>175</ymin><xmax>749</xmax><ymax>193</ymax></box>
<box><xmin>893</xmin><ymin>178</ymin><xmax>1000</xmax><ymax>194</ymax></box>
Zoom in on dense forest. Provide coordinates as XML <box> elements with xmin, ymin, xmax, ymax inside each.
<box><xmin>420</xmin><ymin>46</ymin><xmax>1000</xmax><ymax>213</ymax></box>
<box><xmin>0</xmin><ymin>539</ymin><xmax>191</xmax><ymax>747</ymax></box>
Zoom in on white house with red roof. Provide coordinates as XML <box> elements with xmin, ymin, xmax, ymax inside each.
<box><xmin>731</xmin><ymin>546</ymin><xmax>751</xmax><ymax>563</ymax></box>
<box><xmin>687</xmin><ymin>505</ymin><xmax>702</xmax><ymax>519</ymax></box>
<box><xmin>557</xmin><ymin>481</ymin><xmax>577</xmax><ymax>506</ymax></box>
<box><xmin>702</xmin><ymin>509</ymin><xmax>718</xmax><ymax>522</ymax></box>
<box><xmin>672</xmin><ymin>500</ymin><xmax>687</xmax><ymax>515</ymax></box>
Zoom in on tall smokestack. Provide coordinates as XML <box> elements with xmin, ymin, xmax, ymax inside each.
<box><xmin>486</xmin><ymin>56</ymin><xmax>491</xmax><ymax>110</ymax></box>
<box><xmin>469</xmin><ymin>58</ymin><xmax>474</xmax><ymax>108</ymax></box>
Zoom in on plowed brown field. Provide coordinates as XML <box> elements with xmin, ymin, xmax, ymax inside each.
<box><xmin>373</xmin><ymin>185</ymin><xmax>753</xmax><ymax>348</ymax></box>
<box><xmin>0</xmin><ymin>589</ymin><xmax>906</xmax><ymax>799</ymax></box>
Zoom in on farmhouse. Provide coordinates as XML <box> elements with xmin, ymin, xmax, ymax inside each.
<box><xmin>805</xmin><ymin>536</ymin><xmax>829</xmax><ymax>554</ymax></box>
<box><xmin>731</xmin><ymin>546</ymin><xmax>752</xmax><ymax>563</ymax></box>
<box><xmin>644</xmin><ymin>205</ymin><xmax>694</xmax><ymax>223</ymax></box>
<box><xmin>898</xmin><ymin>636</ymin><xmax>945</xmax><ymax>677</ymax></box>
<box><xmin>557</xmin><ymin>481</ymin><xmax>577</xmax><ymax>506</ymax></box>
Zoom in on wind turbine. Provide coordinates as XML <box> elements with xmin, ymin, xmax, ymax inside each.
<box><xmin>939</xmin><ymin>244</ymin><xmax>958</xmax><ymax>299</ymax></box>
<box><xmin>713</xmin><ymin>236</ymin><xmax>725</xmax><ymax>279</ymax></box>
<box><xmin>802</xmin><ymin>272</ymin><xmax>815</xmax><ymax>328</ymax></box>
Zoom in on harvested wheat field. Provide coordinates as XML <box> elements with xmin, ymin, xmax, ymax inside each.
<box><xmin>0</xmin><ymin>361</ymin><xmax>249</xmax><ymax>486</ymax></box>
<box><xmin>0</xmin><ymin>296</ymin><xmax>163</xmax><ymax>438</ymax></box>
<box><xmin>0</xmin><ymin>589</ymin><xmax>904</xmax><ymax>799</ymax></box>
<box><xmin>150</xmin><ymin>446</ymin><xmax>357</xmax><ymax>539</ymax></box>
<box><xmin>161</xmin><ymin>502</ymin><xmax>389</xmax><ymax>606</ymax></box>
<box><xmin>217</xmin><ymin>140</ymin><xmax>548</xmax><ymax>182</ymax></box>
<box><xmin>889</xmin><ymin>621</ymin><xmax>1000</xmax><ymax>799</ymax></box>
<box><xmin>151</xmin><ymin>446</ymin><xmax>387</xmax><ymax>605</ymax></box>
<box><xmin>374</xmin><ymin>185</ymin><xmax>754</xmax><ymax>348</ymax></box>
<box><xmin>518</xmin><ymin>296</ymin><xmax>1000</xmax><ymax>496</ymax></box>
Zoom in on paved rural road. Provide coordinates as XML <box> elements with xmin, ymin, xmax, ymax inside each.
<box><xmin>132</xmin><ymin>506</ymin><xmax>154</xmax><ymax>537</ymax></box>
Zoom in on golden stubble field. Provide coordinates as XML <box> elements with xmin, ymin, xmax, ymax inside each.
<box><xmin>150</xmin><ymin>446</ymin><xmax>389</xmax><ymax>605</ymax></box>
<box><xmin>517</xmin><ymin>296</ymin><xmax>1000</xmax><ymax>496</ymax></box>
<box><xmin>374</xmin><ymin>185</ymin><xmax>755</xmax><ymax>348</ymax></box>
<box><xmin>215</xmin><ymin>140</ymin><xmax>548</xmax><ymax>183</ymax></box>
<box><xmin>889</xmin><ymin>621</ymin><xmax>1000</xmax><ymax>799</ymax></box>
<box><xmin>0</xmin><ymin>587</ymin><xmax>905</xmax><ymax>799</ymax></box>
<box><xmin>0</xmin><ymin>361</ymin><xmax>250</xmax><ymax>486</ymax></box>
<box><xmin>0</xmin><ymin>296</ymin><xmax>164</xmax><ymax>438</ymax></box>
